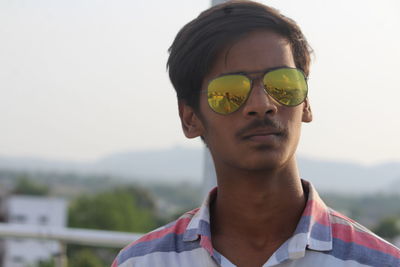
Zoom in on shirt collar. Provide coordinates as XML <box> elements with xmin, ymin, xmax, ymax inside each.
<box><xmin>297</xmin><ymin>179</ymin><xmax>333</xmax><ymax>252</ymax></box>
<box><xmin>183</xmin><ymin>180</ymin><xmax>333</xmax><ymax>257</ymax></box>
<box><xmin>183</xmin><ymin>187</ymin><xmax>216</xmax><ymax>242</ymax></box>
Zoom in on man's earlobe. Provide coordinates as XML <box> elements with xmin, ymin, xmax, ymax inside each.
<box><xmin>178</xmin><ymin>101</ymin><xmax>204</xmax><ymax>138</ymax></box>
<box><xmin>302</xmin><ymin>98</ymin><xmax>313</xmax><ymax>123</ymax></box>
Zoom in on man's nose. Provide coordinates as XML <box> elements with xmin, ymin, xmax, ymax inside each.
<box><xmin>241</xmin><ymin>80</ymin><xmax>278</xmax><ymax>117</ymax></box>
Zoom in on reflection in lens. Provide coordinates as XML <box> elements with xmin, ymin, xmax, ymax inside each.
<box><xmin>207</xmin><ymin>75</ymin><xmax>250</xmax><ymax>114</ymax></box>
<box><xmin>263</xmin><ymin>68</ymin><xmax>308</xmax><ymax>106</ymax></box>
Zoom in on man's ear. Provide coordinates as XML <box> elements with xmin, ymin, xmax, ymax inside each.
<box><xmin>302</xmin><ymin>98</ymin><xmax>313</xmax><ymax>123</ymax></box>
<box><xmin>178</xmin><ymin>100</ymin><xmax>204</xmax><ymax>138</ymax></box>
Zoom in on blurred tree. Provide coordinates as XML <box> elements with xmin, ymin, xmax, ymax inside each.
<box><xmin>68</xmin><ymin>249</ymin><xmax>104</xmax><ymax>267</ymax></box>
<box><xmin>13</xmin><ymin>174</ymin><xmax>49</xmax><ymax>196</ymax></box>
<box><xmin>68</xmin><ymin>186</ymin><xmax>157</xmax><ymax>232</ymax></box>
<box><xmin>67</xmin><ymin>186</ymin><xmax>160</xmax><ymax>266</ymax></box>
<box><xmin>37</xmin><ymin>258</ymin><xmax>55</xmax><ymax>267</ymax></box>
<box><xmin>373</xmin><ymin>217</ymin><xmax>400</xmax><ymax>239</ymax></box>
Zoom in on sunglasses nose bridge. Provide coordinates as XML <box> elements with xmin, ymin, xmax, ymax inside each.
<box><xmin>250</xmin><ymin>76</ymin><xmax>269</xmax><ymax>97</ymax></box>
<box><xmin>242</xmin><ymin>77</ymin><xmax>277</xmax><ymax>116</ymax></box>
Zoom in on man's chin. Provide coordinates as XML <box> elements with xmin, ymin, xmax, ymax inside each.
<box><xmin>236</xmin><ymin>158</ymin><xmax>288</xmax><ymax>173</ymax></box>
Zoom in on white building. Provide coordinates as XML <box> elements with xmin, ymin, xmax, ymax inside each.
<box><xmin>1</xmin><ymin>195</ymin><xmax>67</xmax><ymax>267</ymax></box>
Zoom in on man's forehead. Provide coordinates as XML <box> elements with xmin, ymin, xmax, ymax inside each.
<box><xmin>208</xmin><ymin>30</ymin><xmax>295</xmax><ymax>77</ymax></box>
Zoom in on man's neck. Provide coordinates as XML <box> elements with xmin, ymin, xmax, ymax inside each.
<box><xmin>210</xmin><ymin>160</ymin><xmax>306</xmax><ymax>266</ymax></box>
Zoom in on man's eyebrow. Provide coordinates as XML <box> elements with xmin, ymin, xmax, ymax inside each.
<box><xmin>219</xmin><ymin>65</ymin><xmax>292</xmax><ymax>76</ymax></box>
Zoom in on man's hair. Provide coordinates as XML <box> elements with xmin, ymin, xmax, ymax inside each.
<box><xmin>167</xmin><ymin>0</ymin><xmax>312</xmax><ymax>110</ymax></box>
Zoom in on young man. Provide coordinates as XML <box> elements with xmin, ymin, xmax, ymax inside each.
<box><xmin>113</xmin><ymin>1</ymin><xmax>400</xmax><ymax>266</ymax></box>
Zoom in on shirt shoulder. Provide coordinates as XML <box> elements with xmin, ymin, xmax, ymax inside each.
<box><xmin>112</xmin><ymin>208</ymin><xmax>203</xmax><ymax>267</ymax></box>
<box><xmin>327</xmin><ymin>208</ymin><xmax>400</xmax><ymax>266</ymax></box>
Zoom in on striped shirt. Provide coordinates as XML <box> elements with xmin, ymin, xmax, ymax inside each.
<box><xmin>112</xmin><ymin>180</ymin><xmax>400</xmax><ymax>267</ymax></box>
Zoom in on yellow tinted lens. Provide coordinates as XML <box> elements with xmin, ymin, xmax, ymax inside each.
<box><xmin>263</xmin><ymin>68</ymin><xmax>308</xmax><ymax>106</ymax></box>
<box><xmin>207</xmin><ymin>75</ymin><xmax>251</xmax><ymax>114</ymax></box>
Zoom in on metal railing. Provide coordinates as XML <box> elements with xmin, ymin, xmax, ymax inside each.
<box><xmin>0</xmin><ymin>222</ymin><xmax>142</xmax><ymax>267</ymax></box>
<box><xmin>0</xmin><ymin>222</ymin><xmax>141</xmax><ymax>247</ymax></box>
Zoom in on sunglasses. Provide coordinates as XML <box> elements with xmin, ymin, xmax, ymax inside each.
<box><xmin>205</xmin><ymin>67</ymin><xmax>308</xmax><ymax>115</ymax></box>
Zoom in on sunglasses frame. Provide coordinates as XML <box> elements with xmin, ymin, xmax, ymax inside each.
<box><xmin>204</xmin><ymin>66</ymin><xmax>308</xmax><ymax>115</ymax></box>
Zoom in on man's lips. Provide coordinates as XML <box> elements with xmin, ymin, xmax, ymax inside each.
<box><xmin>241</xmin><ymin>129</ymin><xmax>282</xmax><ymax>140</ymax></box>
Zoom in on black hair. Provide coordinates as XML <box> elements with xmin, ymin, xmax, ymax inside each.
<box><xmin>167</xmin><ymin>0</ymin><xmax>312</xmax><ymax>110</ymax></box>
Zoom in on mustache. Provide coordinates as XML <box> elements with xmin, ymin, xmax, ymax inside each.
<box><xmin>235</xmin><ymin>117</ymin><xmax>287</xmax><ymax>138</ymax></box>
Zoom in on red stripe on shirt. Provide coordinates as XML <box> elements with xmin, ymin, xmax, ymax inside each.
<box><xmin>302</xmin><ymin>199</ymin><xmax>330</xmax><ymax>226</ymax></box>
<box><xmin>332</xmin><ymin>222</ymin><xmax>400</xmax><ymax>258</ymax></box>
<box><xmin>125</xmin><ymin>217</ymin><xmax>192</xmax><ymax>249</ymax></box>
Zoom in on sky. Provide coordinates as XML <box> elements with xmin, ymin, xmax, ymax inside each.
<box><xmin>0</xmin><ymin>0</ymin><xmax>399</xmax><ymax>165</ymax></box>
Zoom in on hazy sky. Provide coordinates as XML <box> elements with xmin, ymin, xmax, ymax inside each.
<box><xmin>1</xmin><ymin>0</ymin><xmax>399</xmax><ymax>164</ymax></box>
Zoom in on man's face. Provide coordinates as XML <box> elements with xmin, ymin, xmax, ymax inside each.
<box><xmin>180</xmin><ymin>30</ymin><xmax>312</xmax><ymax>172</ymax></box>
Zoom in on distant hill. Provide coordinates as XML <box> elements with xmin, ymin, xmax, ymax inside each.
<box><xmin>0</xmin><ymin>146</ymin><xmax>203</xmax><ymax>182</ymax></box>
<box><xmin>0</xmin><ymin>147</ymin><xmax>399</xmax><ymax>194</ymax></box>
<box><xmin>298</xmin><ymin>157</ymin><xmax>400</xmax><ymax>194</ymax></box>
